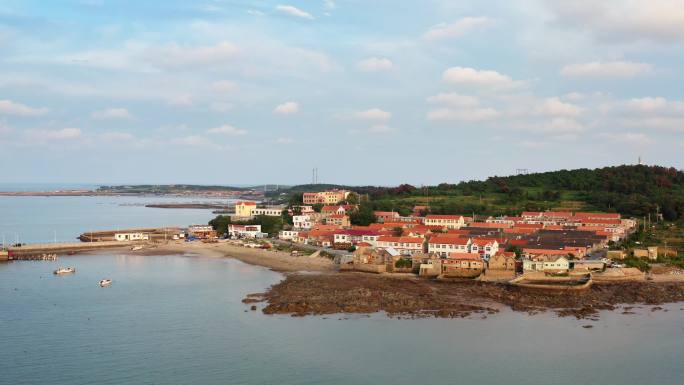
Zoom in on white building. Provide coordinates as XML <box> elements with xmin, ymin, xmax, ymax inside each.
<box><xmin>114</xmin><ymin>232</ymin><xmax>149</xmax><ymax>241</ymax></box>
<box><xmin>523</xmin><ymin>256</ymin><xmax>569</xmax><ymax>272</ymax></box>
<box><xmin>427</xmin><ymin>236</ymin><xmax>471</xmax><ymax>257</ymax></box>
<box><xmin>424</xmin><ymin>215</ymin><xmax>465</xmax><ymax>229</ymax></box>
<box><xmin>228</xmin><ymin>224</ymin><xmax>266</xmax><ymax>239</ymax></box>
<box><xmin>293</xmin><ymin>215</ymin><xmax>313</xmax><ymax>230</ymax></box>
<box><xmin>278</xmin><ymin>230</ymin><xmax>300</xmax><ymax>241</ymax></box>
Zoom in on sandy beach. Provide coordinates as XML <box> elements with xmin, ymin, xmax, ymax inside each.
<box><xmin>132</xmin><ymin>241</ymin><xmax>335</xmax><ymax>272</ymax></box>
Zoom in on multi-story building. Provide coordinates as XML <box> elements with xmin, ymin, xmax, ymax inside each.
<box><xmin>326</xmin><ymin>214</ymin><xmax>350</xmax><ymax>227</ymax></box>
<box><xmin>303</xmin><ymin>190</ymin><xmax>351</xmax><ymax>205</ymax></box>
<box><xmin>228</xmin><ymin>224</ymin><xmax>264</xmax><ymax>239</ymax></box>
<box><xmin>235</xmin><ymin>201</ymin><xmax>257</xmax><ymax>217</ymax></box>
<box><xmin>428</xmin><ymin>236</ymin><xmax>471</xmax><ymax>257</ymax></box>
<box><xmin>293</xmin><ymin>215</ymin><xmax>313</xmax><ymax>230</ymax></box>
<box><xmin>376</xmin><ymin>236</ymin><xmax>424</xmax><ymax>255</ymax></box>
<box><xmin>424</xmin><ymin>215</ymin><xmax>465</xmax><ymax>229</ymax></box>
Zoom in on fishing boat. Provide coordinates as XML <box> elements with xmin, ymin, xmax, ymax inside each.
<box><xmin>99</xmin><ymin>279</ymin><xmax>112</xmax><ymax>287</ymax></box>
<box><xmin>53</xmin><ymin>267</ymin><xmax>76</xmax><ymax>275</ymax></box>
<box><xmin>131</xmin><ymin>245</ymin><xmax>144</xmax><ymax>251</ymax></box>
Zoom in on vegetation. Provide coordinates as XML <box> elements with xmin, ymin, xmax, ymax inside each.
<box><xmin>350</xmin><ymin>197</ymin><xmax>377</xmax><ymax>226</ymax></box>
<box><xmin>395</xmin><ymin>258</ymin><xmax>412</xmax><ymax>268</ymax></box>
<box><xmin>269</xmin><ymin>165</ymin><xmax>684</xmax><ymax>221</ymax></box>
<box><xmin>208</xmin><ymin>214</ymin><xmax>285</xmax><ymax>236</ymax></box>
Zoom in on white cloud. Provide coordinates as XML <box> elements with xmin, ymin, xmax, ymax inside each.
<box><xmin>171</xmin><ymin>135</ymin><xmax>222</xmax><ymax>150</ymax></box>
<box><xmin>424</xmin><ymin>17</ymin><xmax>494</xmax><ymax>40</ymax></box>
<box><xmin>212</xmin><ymin>80</ymin><xmax>237</xmax><ymax>92</ymax></box>
<box><xmin>595</xmin><ymin>132</ymin><xmax>652</xmax><ymax>144</ymax></box>
<box><xmin>367</xmin><ymin>124</ymin><xmax>396</xmax><ymax>134</ymax></box>
<box><xmin>539</xmin><ymin>97</ymin><xmax>582</xmax><ymax>117</ymax></box>
<box><xmin>427</xmin><ymin>93</ymin><xmax>479</xmax><ymax>108</ymax></box>
<box><xmin>276</xmin><ymin>137</ymin><xmax>295</xmax><ymax>144</ymax></box>
<box><xmin>356</xmin><ymin>57</ymin><xmax>393</xmax><ymax>72</ymax></box>
<box><xmin>427</xmin><ymin>107</ymin><xmax>500</xmax><ymax>122</ymax></box>
<box><xmin>561</xmin><ymin>61</ymin><xmax>652</xmax><ymax>78</ymax></box>
<box><xmin>356</xmin><ymin>108</ymin><xmax>392</xmax><ymax>121</ymax></box>
<box><xmin>0</xmin><ymin>120</ymin><xmax>12</xmax><ymax>134</ymax></box>
<box><xmin>324</xmin><ymin>1</ymin><xmax>336</xmax><ymax>10</ymax></box>
<box><xmin>100</xmin><ymin>131</ymin><xmax>135</xmax><ymax>141</ymax></box>
<box><xmin>276</xmin><ymin>5</ymin><xmax>314</xmax><ymax>20</ymax></box>
<box><xmin>626</xmin><ymin>97</ymin><xmax>669</xmax><ymax>112</ymax></box>
<box><xmin>30</xmin><ymin>128</ymin><xmax>82</xmax><ymax>141</ymax></box>
<box><xmin>209</xmin><ymin>102</ymin><xmax>234</xmax><ymax>113</ymax></box>
<box><xmin>442</xmin><ymin>67</ymin><xmax>524</xmax><ymax>90</ymax></box>
<box><xmin>207</xmin><ymin>124</ymin><xmax>247</xmax><ymax>136</ymax></box>
<box><xmin>92</xmin><ymin>107</ymin><xmax>132</xmax><ymax>120</ymax></box>
<box><xmin>0</xmin><ymin>99</ymin><xmax>48</xmax><ymax>116</ymax></box>
<box><xmin>547</xmin><ymin>0</ymin><xmax>684</xmax><ymax>43</ymax></box>
<box><xmin>274</xmin><ymin>101</ymin><xmax>300</xmax><ymax>115</ymax></box>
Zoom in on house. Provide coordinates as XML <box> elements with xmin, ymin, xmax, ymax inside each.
<box><xmin>302</xmin><ymin>190</ymin><xmax>351</xmax><ymax>205</ymax></box>
<box><xmin>333</xmin><ymin>229</ymin><xmax>380</xmax><ymax>249</ymax></box>
<box><xmin>427</xmin><ymin>235</ymin><xmax>471</xmax><ymax>257</ymax></box>
<box><xmin>470</xmin><ymin>238</ymin><xmax>500</xmax><ymax>259</ymax></box>
<box><xmin>634</xmin><ymin>247</ymin><xmax>659</xmax><ymax>260</ymax></box>
<box><xmin>343</xmin><ymin>247</ymin><xmax>394</xmax><ymax>274</ymax></box>
<box><xmin>250</xmin><ymin>207</ymin><xmax>283</xmax><ymax>217</ymax></box>
<box><xmin>488</xmin><ymin>251</ymin><xmax>516</xmax><ymax>270</ymax></box>
<box><xmin>321</xmin><ymin>204</ymin><xmax>355</xmax><ymax>217</ymax></box>
<box><xmin>376</xmin><ymin>236</ymin><xmax>424</xmax><ymax>255</ymax></box>
<box><xmin>441</xmin><ymin>253</ymin><xmax>485</xmax><ymax>278</ymax></box>
<box><xmin>326</xmin><ymin>214</ymin><xmax>350</xmax><ymax>227</ymax></box>
<box><xmin>304</xmin><ymin>230</ymin><xmax>335</xmax><ymax>247</ymax></box>
<box><xmin>228</xmin><ymin>224</ymin><xmax>265</xmax><ymax>239</ymax></box>
<box><xmin>424</xmin><ymin>215</ymin><xmax>465</xmax><ymax>229</ymax></box>
<box><xmin>114</xmin><ymin>232</ymin><xmax>150</xmax><ymax>241</ymax></box>
<box><xmin>235</xmin><ymin>201</ymin><xmax>257</xmax><ymax>217</ymax></box>
<box><xmin>293</xmin><ymin>215</ymin><xmax>313</xmax><ymax>230</ymax></box>
<box><xmin>278</xmin><ymin>230</ymin><xmax>299</xmax><ymax>241</ymax></box>
<box><xmin>412</xmin><ymin>205</ymin><xmax>429</xmax><ymax>217</ymax></box>
<box><xmin>187</xmin><ymin>225</ymin><xmax>217</xmax><ymax>239</ymax></box>
<box><xmin>522</xmin><ymin>255</ymin><xmax>569</xmax><ymax>272</ymax></box>
<box><xmin>374</xmin><ymin>211</ymin><xmax>400</xmax><ymax>223</ymax></box>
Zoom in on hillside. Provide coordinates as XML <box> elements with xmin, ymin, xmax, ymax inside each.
<box><xmin>278</xmin><ymin>165</ymin><xmax>684</xmax><ymax>221</ymax></box>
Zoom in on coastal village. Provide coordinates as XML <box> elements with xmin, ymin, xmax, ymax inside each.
<box><xmin>2</xmin><ymin>187</ymin><xmax>678</xmax><ymax>291</ymax></box>
<box><xmin>185</xmin><ymin>188</ymin><xmax>661</xmax><ymax>288</ymax></box>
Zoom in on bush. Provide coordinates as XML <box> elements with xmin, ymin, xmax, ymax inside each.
<box><xmin>395</xmin><ymin>258</ymin><xmax>412</xmax><ymax>268</ymax></box>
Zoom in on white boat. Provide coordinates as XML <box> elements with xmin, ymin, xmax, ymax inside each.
<box><xmin>99</xmin><ymin>279</ymin><xmax>112</xmax><ymax>287</ymax></box>
<box><xmin>54</xmin><ymin>267</ymin><xmax>76</xmax><ymax>275</ymax></box>
<box><xmin>131</xmin><ymin>245</ymin><xmax>144</xmax><ymax>251</ymax></box>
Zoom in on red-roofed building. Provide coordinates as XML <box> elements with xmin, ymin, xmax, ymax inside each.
<box><xmin>470</xmin><ymin>238</ymin><xmax>500</xmax><ymax>258</ymax></box>
<box><xmin>376</xmin><ymin>236</ymin><xmax>425</xmax><ymax>255</ymax></box>
<box><xmin>374</xmin><ymin>211</ymin><xmax>400</xmax><ymax>223</ymax></box>
<box><xmin>428</xmin><ymin>236</ymin><xmax>471</xmax><ymax>257</ymax></box>
<box><xmin>326</xmin><ymin>214</ymin><xmax>350</xmax><ymax>227</ymax></box>
<box><xmin>424</xmin><ymin>215</ymin><xmax>465</xmax><ymax>229</ymax></box>
<box><xmin>333</xmin><ymin>229</ymin><xmax>381</xmax><ymax>248</ymax></box>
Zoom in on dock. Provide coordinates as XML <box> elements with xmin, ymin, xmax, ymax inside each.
<box><xmin>3</xmin><ymin>241</ymin><xmax>135</xmax><ymax>260</ymax></box>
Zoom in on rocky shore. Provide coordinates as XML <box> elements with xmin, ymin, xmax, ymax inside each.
<box><xmin>258</xmin><ymin>273</ymin><xmax>684</xmax><ymax>319</ymax></box>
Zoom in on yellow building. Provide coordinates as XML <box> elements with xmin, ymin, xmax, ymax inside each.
<box><xmin>235</xmin><ymin>201</ymin><xmax>257</xmax><ymax>217</ymax></box>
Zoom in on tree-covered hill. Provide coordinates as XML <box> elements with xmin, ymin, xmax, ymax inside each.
<box><xmin>277</xmin><ymin>165</ymin><xmax>684</xmax><ymax>221</ymax></box>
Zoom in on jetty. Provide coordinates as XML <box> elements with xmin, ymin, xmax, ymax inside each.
<box><xmin>3</xmin><ymin>241</ymin><xmax>134</xmax><ymax>261</ymax></box>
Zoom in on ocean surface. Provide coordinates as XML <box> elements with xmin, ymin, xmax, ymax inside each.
<box><xmin>0</xmin><ymin>195</ymin><xmax>226</xmax><ymax>244</ymax></box>
<box><xmin>2</xmin><ymin>196</ymin><xmax>684</xmax><ymax>385</ymax></box>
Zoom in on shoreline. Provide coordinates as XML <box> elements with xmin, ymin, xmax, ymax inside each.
<box><xmin>69</xmin><ymin>241</ymin><xmax>684</xmax><ymax>320</ymax></box>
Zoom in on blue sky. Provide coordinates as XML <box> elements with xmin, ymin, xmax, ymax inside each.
<box><xmin>1</xmin><ymin>0</ymin><xmax>683</xmax><ymax>186</ymax></box>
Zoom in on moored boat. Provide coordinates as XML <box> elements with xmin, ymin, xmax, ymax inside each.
<box><xmin>53</xmin><ymin>267</ymin><xmax>76</xmax><ymax>275</ymax></box>
<box><xmin>99</xmin><ymin>279</ymin><xmax>112</xmax><ymax>287</ymax></box>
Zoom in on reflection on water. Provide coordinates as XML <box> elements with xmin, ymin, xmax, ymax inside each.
<box><xmin>1</xmin><ymin>253</ymin><xmax>684</xmax><ymax>385</ymax></box>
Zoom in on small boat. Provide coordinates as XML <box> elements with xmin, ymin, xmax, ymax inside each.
<box><xmin>54</xmin><ymin>267</ymin><xmax>76</xmax><ymax>275</ymax></box>
<box><xmin>67</xmin><ymin>251</ymin><xmax>76</xmax><ymax>255</ymax></box>
<box><xmin>99</xmin><ymin>279</ymin><xmax>112</xmax><ymax>287</ymax></box>
<box><xmin>131</xmin><ymin>245</ymin><xmax>144</xmax><ymax>251</ymax></box>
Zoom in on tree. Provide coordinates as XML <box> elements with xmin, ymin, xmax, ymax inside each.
<box><xmin>313</xmin><ymin>203</ymin><xmax>324</xmax><ymax>213</ymax></box>
<box><xmin>392</xmin><ymin>227</ymin><xmax>403</xmax><ymax>237</ymax></box>
<box><xmin>346</xmin><ymin>192</ymin><xmax>359</xmax><ymax>205</ymax></box>
<box><xmin>350</xmin><ymin>199</ymin><xmax>377</xmax><ymax>226</ymax></box>
<box><xmin>209</xmin><ymin>215</ymin><xmax>231</xmax><ymax>236</ymax></box>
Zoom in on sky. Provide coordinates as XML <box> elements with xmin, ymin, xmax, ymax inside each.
<box><xmin>1</xmin><ymin>0</ymin><xmax>683</xmax><ymax>186</ymax></box>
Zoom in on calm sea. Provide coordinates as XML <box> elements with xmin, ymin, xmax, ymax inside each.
<box><xmin>0</xmin><ymin>195</ymin><xmax>225</xmax><ymax>244</ymax></box>
<box><xmin>1</xmin><ymin>196</ymin><xmax>684</xmax><ymax>385</ymax></box>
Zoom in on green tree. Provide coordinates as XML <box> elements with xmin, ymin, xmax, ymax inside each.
<box><xmin>350</xmin><ymin>199</ymin><xmax>377</xmax><ymax>226</ymax></box>
<box><xmin>208</xmin><ymin>215</ymin><xmax>232</xmax><ymax>236</ymax></box>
